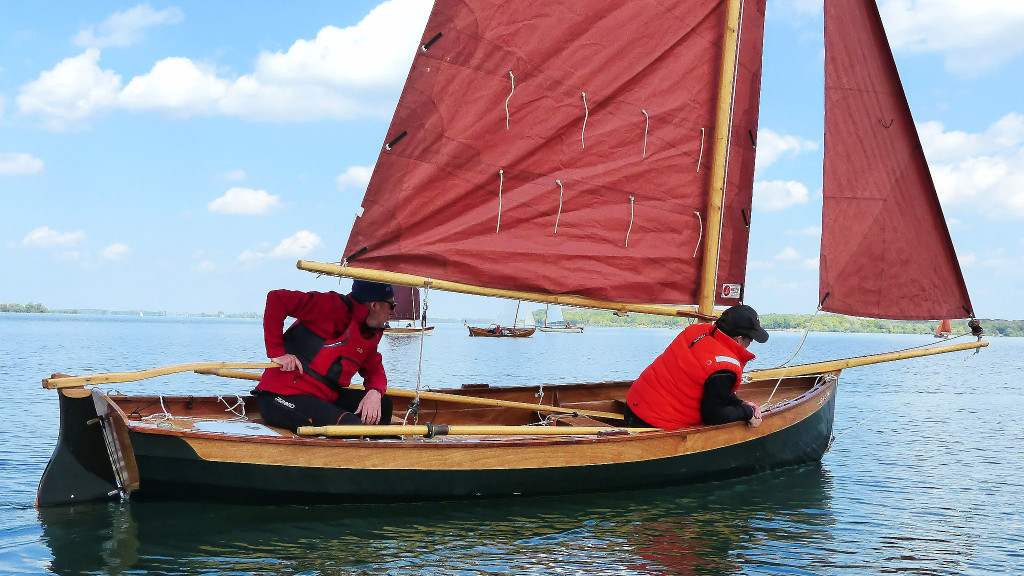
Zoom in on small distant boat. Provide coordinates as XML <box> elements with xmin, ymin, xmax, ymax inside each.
<box><xmin>468</xmin><ymin>301</ymin><xmax>535</xmax><ymax>337</ymax></box>
<box><xmin>538</xmin><ymin>304</ymin><xmax>583</xmax><ymax>333</ymax></box>
<box><xmin>384</xmin><ymin>285</ymin><xmax>434</xmax><ymax>335</ymax></box>
<box><xmin>935</xmin><ymin>319</ymin><xmax>953</xmax><ymax>339</ymax></box>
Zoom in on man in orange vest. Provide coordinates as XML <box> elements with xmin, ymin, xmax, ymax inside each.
<box><xmin>624</xmin><ymin>304</ymin><xmax>769</xmax><ymax>430</ymax></box>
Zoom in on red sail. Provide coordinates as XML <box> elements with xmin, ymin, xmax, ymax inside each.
<box><xmin>344</xmin><ymin>0</ymin><xmax>766</xmax><ymax>306</ymax></box>
<box><xmin>820</xmin><ymin>0</ymin><xmax>973</xmax><ymax>320</ymax></box>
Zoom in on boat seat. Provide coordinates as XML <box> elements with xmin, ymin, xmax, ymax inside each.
<box><xmin>556</xmin><ymin>415</ymin><xmax>612</xmax><ymax>427</ymax></box>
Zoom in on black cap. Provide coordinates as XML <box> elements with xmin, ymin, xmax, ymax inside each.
<box><xmin>350</xmin><ymin>280</ymin><xmax>395</xmax><ymax>304</ymax></box>
<box><xmin>716</xmin><ymin>304</ymin><xmax>769</xmax><ymax>343</ymax></box>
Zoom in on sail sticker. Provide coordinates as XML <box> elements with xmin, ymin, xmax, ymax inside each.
<box><xmin>720</xmin><ymin>284</ymin><xmax>742</xmax><ymax>298</ymax></box>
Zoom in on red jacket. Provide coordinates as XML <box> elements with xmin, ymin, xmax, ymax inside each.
<box><xmin>626</xmin><ymin>323</ymin><xmax>755</xmax><ymax>429</ymax></box>
<box><xmin>256</xmin><ymin>290</ymin><xmax>387</xmax><ymax>402</ymax></box>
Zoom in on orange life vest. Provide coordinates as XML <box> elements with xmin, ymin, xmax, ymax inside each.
<box><xmin>625</xmin><ymin>323</ymin><xmax>755</xmax><ymax>429</ymax></box>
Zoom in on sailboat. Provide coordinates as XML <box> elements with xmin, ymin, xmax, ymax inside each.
<box><xmin>38</xmin><ymin>0</ymin><xmax>987</xmax><ymax>507</ymax></box>
<box><xmin>935</xmin><ymin>319</ymin><xmax>953</xmax><ymax>339</ymax></box>
<box><xmin>467</xmin><ymin>300</ymin><xmax>536</xmax><ymax>337</ymax></box>
<box><xmin>538</xmin><ymin>304</ymin><xmax>583</xmax><ymax>333</ymax></box>
<box><xmin>383</xmin><ymin>285</ymin><xmax>435</xmax><ymax>335</ymax></box>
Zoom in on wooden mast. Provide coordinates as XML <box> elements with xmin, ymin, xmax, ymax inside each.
<box><xmin>698</xmin><ymin>0</ymin><xmax>744</xmax><ymax>316</ymax></box>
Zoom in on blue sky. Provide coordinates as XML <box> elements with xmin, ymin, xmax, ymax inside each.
<box><xmin>2</xmin><ymin>0</ymin><xmax>1023</xmax><ymax>320</ymax></box>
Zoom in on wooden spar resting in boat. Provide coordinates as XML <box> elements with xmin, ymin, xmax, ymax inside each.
<box><xmin>38</xmin><ymin>0</ymin><xmax>989</xmax><ymax>506</ymax></box>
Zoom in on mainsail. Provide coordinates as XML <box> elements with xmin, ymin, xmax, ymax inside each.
<box><xmin>820</xmin><ymin>0</ymin><xmax>973</xmax><ymax>320</ymax></box>
<box><xmin>344</xmin><ymin>0</ymin><xmax>767</xmax><ymax>308</ymax></box>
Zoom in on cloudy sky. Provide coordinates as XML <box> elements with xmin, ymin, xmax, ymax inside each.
<box><xmin>3</xmin><ymin>0</ymin><xmax>1023</xmax><ymax>320</ymax></box>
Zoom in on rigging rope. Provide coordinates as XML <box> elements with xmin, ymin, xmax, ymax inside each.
<box><xmin>763</xmin><ymin>305</ymin><xmax>824</xmax><ymax>407</ymax></box>
<box><xmin>406</xmin><ymin>283</ymin><xmax>431</xmax><ymax>425</ymax></box>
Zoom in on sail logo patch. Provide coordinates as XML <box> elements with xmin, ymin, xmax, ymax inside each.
<box><xmin>720</xmin><ymin>284</ymin><xmax>742</xmax><ymax>298</ymax></box>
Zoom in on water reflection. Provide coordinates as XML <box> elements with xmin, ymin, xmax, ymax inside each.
<box><xmin>38</xmin><ymin>465</ymin><xmax>833</xmax><ymax>576</ymax></box>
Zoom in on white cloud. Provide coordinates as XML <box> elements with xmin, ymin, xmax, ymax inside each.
<box><xmin>208</xmin><ymin>187</ymin><xmax>282</xmax><ymax>215</ymax></box>
<box><xmin>74</xmin><ymin>4</ymin><xmax>185</xmax><ymax>49</ymax></box>
<box><xmin>336</xmin><ymin>165</ymin><xmax>373</xmax><ymax>191</ymax></box>
<box><xmin>922</xmin><ymin>113</ymin><xmax>1024</xmax><ymax>220</ymax></box>
<box><xmin>100</xmin><ymin>243</ymin><xmax>130</xmax><ymax>260</ymax></box>
<box><xmin>788</xmin><ymin>226</ymin><xmax>821</xmax><ymax>236</ymax></box>
<box><xmin>775</xmin><ymin>247</ymin><xmax>801</xmax><ymax>260</ymax></box>
<box><xmin>16</xmin><ymin>49</ymin><xmax>122</xmax><ymax>130</ymax></box>
<box><xmin>238</xmin><ymin>249</ymin><xmax>263</xmax><ymax>262</ymax></box>
<box><xmin>19</xmin><ymin>0</ymin><xmax>433</xmax><ymax>127</ymax></box>
<box><xmin>755</xmin><ymin>129</ymin><xmax>818</xmax><ymax>168</ymax></box>
<box><xmin>270</xmin><ymin>230</ymin><xmax>321</xmax><ymax>258</ymax></box>
<box><xmin>217</xmin><ymin>169</ymin><xmax>246</xmax><ymax>181</ymax></box>
<box><xmin>0</xmin><ymin>153</ymin><xmax>44</xmax><ymax>175</ymax></box>
<box><xmin>753</xmin><ymin>180</ymin><xmax>811</xmax><ymax>211</ymax></box>
<box><xmin>22</xmin><ymin>227</ymin><xmax>87</xmax><ymax>247</ymax></box>
<box><xmin>193</xmin><ymin>259</ymin><xmax>216</xmax><ymax>271</ymax></box>
<box><xmin>879</xmin><ymin>0</ymin><xmax>1024</xmax><ymax>74</ymax></box>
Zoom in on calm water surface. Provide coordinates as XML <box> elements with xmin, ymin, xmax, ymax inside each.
<box><xmin>1</xmin><ymin>314</ymin><xmax>1021</xmax><ymax>575</ymax></box>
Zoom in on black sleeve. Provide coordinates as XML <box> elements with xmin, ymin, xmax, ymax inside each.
<box><xmin>701</xmin><ymin>370</ymin><xmax>754</xmax><ymax>425</ymax></box>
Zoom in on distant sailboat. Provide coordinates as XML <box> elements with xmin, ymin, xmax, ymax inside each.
<box><xmin>468</xmin><ymin>301</ymin><xmax>535</xmax><ymax>337</ymax></box>
<box><xmin>384</xmin><ymin>285</ymin><xmax>434</xmax><ymax>335</ymax></box>
<box><xmin>935</xmin><ymin>319</ymin><xmax>953</xmax><ymax>339</ymax></box>
<box><xmin>538</xmin><ymin>304</ymin><xmax>583</xmax><ymax>333</ymax></box>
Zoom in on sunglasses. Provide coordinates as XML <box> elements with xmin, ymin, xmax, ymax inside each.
<box><xmin>380</xmin><ymin>300</ymin><xmax>397</xmax><ymax>311</ymax></box>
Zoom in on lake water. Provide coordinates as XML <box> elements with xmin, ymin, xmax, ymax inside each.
<box><xmin>1</xmin><ymin>313</ymin><xmax>1021</xmax><ymax>575</ymax></box>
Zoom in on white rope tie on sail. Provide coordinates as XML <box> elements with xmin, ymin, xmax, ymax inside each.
<box><xmin>626</xmin><ymin>195</ymin><xmax>635</xmax><ymax>247</ymax></box>
<box><xmin>698</xmin><ymin>128</ymin><xmax>705</xmax><ymax>172</ymax></box>
<box><xmin>581</xmin><ymin>92</ymin><xmax>588</xmax><ymax>148</ymax></box>
<box><xmin>555</xmin><ymin>179</ymin><xmax>564</xmax><ymax>233</ymax></box>
<box><xmin>693</xmin><ymin>210</ymin><xmax>703</xmax><ymax>257</ymax></box>
<box><xmin>642</xmin><ymin>109</ymin><xmax>649</xmax><ymax>158</ymax></box>
<box><xmin>505</xmin><ymin>71</ymin><xmax>514</xmax><ymax>130</ymax></box>
<box><xmin>497</xmin><ymin>169</ymin><xmax>504</xmax><ymax>233</ymax></box>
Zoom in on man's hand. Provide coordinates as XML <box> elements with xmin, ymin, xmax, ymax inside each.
<box><xmin>271</xmin><ymin>354</ymin><xmax>303</xmax><ymax>373</ymax></box>
<box><xmin>355</xmin><ymin>389</ymin><xmax>383</xmax><ymax>425</ymax></box>
<box><xmin>744</xmin><ymin>401</ymin><xmax>762</xmax><ymax>428</ymax></box>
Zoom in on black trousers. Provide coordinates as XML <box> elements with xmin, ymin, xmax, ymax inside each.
<box><xmin>256</xmin><ymin>388</ymin><xmax>394</xmax><ymax>431</ymax></box>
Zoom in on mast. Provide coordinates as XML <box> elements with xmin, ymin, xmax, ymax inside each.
<box><xmin>698</xmin><ymin>0</ymin><xmax>744</xmax><ymax>316</ymax></box>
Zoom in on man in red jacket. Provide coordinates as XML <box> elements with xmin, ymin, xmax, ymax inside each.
<box><xmin>624</xmin><ymin>304</ymin><xmax>769</xmax><ymax>430</ymax></box>
<box><xmin>254</xmin><ymin>280</ymin><xmax>396</xmax><ymax>431</ymax></box>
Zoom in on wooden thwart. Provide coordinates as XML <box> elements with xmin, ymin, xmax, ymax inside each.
<box><xmin>297</xmin><ymin>424</ymin><xmax>653</xmax><ymax>437</ymax></box>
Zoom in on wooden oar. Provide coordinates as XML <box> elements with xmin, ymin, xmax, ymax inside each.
<box><xmin>196</xmin><ymin>368</ymin><xmax>625</xmax><ymax>420</ymax></box>
<box><xmin>41</xmin><ymin>362</ymin><xmax>278</xmax><ymax>389</ymax></box>
<box><xmin>297</xmin><ymin>424</ymin><xmax>652</xmax><ymax>437</ymax></box>
<box><xmin>747</xmin><ymin>340</ymin><xmax>988</xmax><ymax>381</ymax></box>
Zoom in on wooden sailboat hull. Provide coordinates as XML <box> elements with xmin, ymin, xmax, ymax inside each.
<box><xmin>467</xmin><ymin>326</ymin><xmax>536</xmax><ymax>337</ymax></box>
<box><xmin>384</xmin><ymin>326</ymin><xmax>435</xmax><ymax>335</ymax></box>
<box><xmin>537</xmin><ymin>325</ymin><xmax>584</xmax><ymax>333</ymax></box>
<box><xmin>38</xmin><ymin>374</ymin><xmax>836</xmax><ymax>505</ymax></box>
